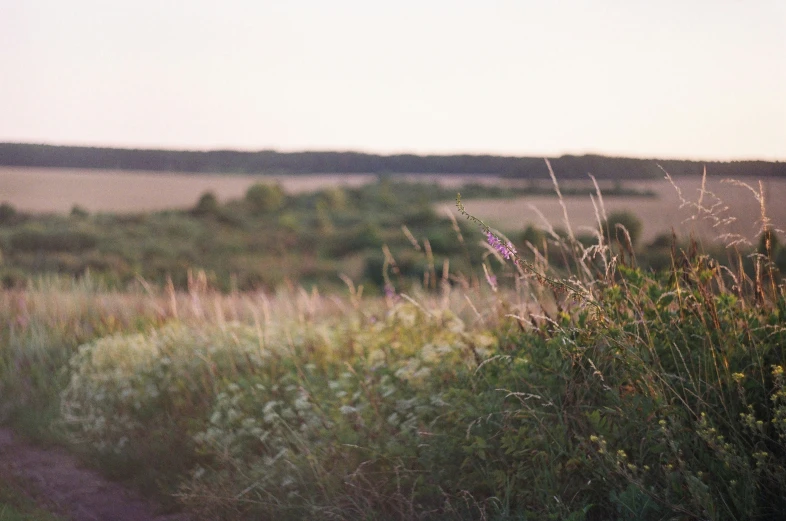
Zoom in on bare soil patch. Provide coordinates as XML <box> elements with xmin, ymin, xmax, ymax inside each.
<box><xmin>0</xmin><ymin>428</ymin><xmax>189</xmax><ymax>521</ymax></box>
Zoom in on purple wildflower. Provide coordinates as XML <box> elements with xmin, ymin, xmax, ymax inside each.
<box><xmin>384</xmin><ymin>283</ymin><xmax>398</xmax><ymax>300</ymax></box>
<box><xmin>486</xmin><ymin>231</ymin><xmax>517</xmax><ymax>260</ymax></box>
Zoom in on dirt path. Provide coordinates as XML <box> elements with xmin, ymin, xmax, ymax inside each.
<box><xmin>0</xmin><ymin>428</ymin><xmax>190</xmax><ymax>521</ymax></box>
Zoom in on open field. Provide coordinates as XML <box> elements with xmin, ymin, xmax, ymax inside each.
<box><xmin>459</xmin><ymin>176</ymin><xmax>786</xmax><ymax>244</ymax></box>
<box><xmin>2</xmin><ymin>167</ymin><xmax>784</xmax><ymax>245</ymax></box>
<box><xmin>0</xmin><ymin>167</ymin><xmax>378</xmax><ymax>213</ymax></box>
<box><xmin>0</xmin><ymin>167</ymin><xmax>543</xmax><ymax>214</ymax></box>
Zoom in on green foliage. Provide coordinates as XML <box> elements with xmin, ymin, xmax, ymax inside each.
<box><xmin>15</xmin><ymin>247</ymin><xmax>778</xmax><ymax>521</ymax></box>
<box><xmin>0</xmin><ymin>481</ymin><xmax>64</xmax><ymax>521</ymax></box>
<box><xmin>69</xmin><ymin>205</ymin><xmax>89</xmax><ymax>219</ymax></box>
<box><xmin>0</xmin><ymin>180</ymin><xmax>489</xmax><ymax>291</ymax></box>
<box><xmin>319</xmin><ymin>187</ymin><xmax>348</xmax><ymax>211</ymax></box>
<box><xmin>0</xmin><ymin>176</ymin><xmax>689</xmax><ymax>293</ymax></box>
<box><xmin>603</xmin><ymin>210</ymin><xmax>643</xmax><ymax>248</ymax></box>
<box><xmin>402</xmin><ymin>204</ymin><xmax>438</xmax><ymax>227</ymax></box>
<box><xmin>0</xmin><ymin>203</ymin><xmax>18</xmax><ymax>225</ymax></box>
<box><xmin>245</xmin><ymin>182</ymin><xmax>285</xmax><ymax>214</ymax></box>
<box><xmin>8</xmin><ymin>250</ymin><xmax>777</xmax><ymax>521</ymax></box>
<box><xmin>57</xmin><ymin>302</ymin><xmax>507</xmax><ymax>519</ymax></box>
<box><xmin>10</xmin><ymin>228</ymin><xmax>98</xmax><ymax>253</ymax></box>
<box><xmin>190</xmin><ymin>191</ymin><xmax>220</xmax><ymax>217</ymax></box>
<box><xmin>519</xmin><ymin>225</ymin><xmax>547</xmax><ymax>249</ymax></box>
<box><xmin>575</xmin><ymin>265</ymin><xmax>786</xmax><ymax>520</ymax></box>
<box><xmin>3</xmin><ymin>177</ymin><xmax>786</xmax><ymax>521</ymax></box>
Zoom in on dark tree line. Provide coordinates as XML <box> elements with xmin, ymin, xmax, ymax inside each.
<box><xmin>0</xmin><ymin>143</ymin><xmax>783</xmax><ymax>179</ymax></box>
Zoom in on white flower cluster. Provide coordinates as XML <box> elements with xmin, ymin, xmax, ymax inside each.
<box><xmin>60</xmin><ymin>322</ymin><xmax>280</xmax><ymax>453</ymax></box>
<box><xmin>58</xmin><ymin>301</ymin><xmax>501</xmax><ymax>505</ymax></box>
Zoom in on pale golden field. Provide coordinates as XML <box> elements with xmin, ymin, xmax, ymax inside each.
<box><xmin>456</xmin><ymin>176</ymin><xmax>786</xmax><ymax>245</ymax></box>
<box><xmin>1</xmin><ymin>166</ymin><xmax>784</xmax><ymax>245</ymax></box>
<box><xmin>0</xmin><ymin>167</ymin><xmax>377</xmax><ymax>213</ymax></box>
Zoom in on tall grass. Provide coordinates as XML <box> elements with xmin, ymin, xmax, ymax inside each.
<box><xmin>1</xmin><ymin>169</ymin><xmax>784</xmax><ymax>520</ymax></box>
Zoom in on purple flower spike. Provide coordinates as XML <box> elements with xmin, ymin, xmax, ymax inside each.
<box><xmin>384</xmin><ymin>283</ymin><xmax>398</xmax><ymax>300</ymax></box>
<box><xmin>486</xmin><ymin>231</ymin><xmax>516</xmax><ymax>260</ymax></box>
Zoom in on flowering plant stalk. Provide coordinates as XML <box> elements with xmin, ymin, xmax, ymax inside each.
<box><xmin>456</xmin><ymin>193</ymin><xmax>598</xmax><ymax>310</ymax></box>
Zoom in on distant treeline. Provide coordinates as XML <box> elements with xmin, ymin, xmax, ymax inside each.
<box><xmin>1</xmin><ymin>143</ymin><xmax>783</xmax><ymax>179</ymax></box>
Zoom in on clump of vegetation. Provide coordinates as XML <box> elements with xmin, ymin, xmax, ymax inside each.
<box><xmin>245</xmin><ymin>182</ymin><xmax>286</xmax><ymax>215</ymax></box>
<box><xmin>1</xmin><ymin>169</ymin><xmax>785</xmax><ymax>520</ymax></box>
<box><xmin>603</xmin><ymin>210</ymin><xmax>643</xmax><ymax>249</ymax></box>
<box><xmin>0</xmin><ymin>179</ymin><xmax>496</xmax><ymax>292</ymax></box>
<box><xmin>0</xmin><ymin>202</ymin><xmax>18</xmax><ymax>224</ymax></box>
<box><xmin>0</xmin><ymin>475</ymin><xmax>64</xmax><ymax>521</ymax></box>
<box><xmin>190</xmin><ymin>191</ymin><xmax>221</xmax><ymax>217</ymax></box>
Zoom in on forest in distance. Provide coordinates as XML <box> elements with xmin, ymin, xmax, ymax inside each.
<box><xmin>1</xmin><ymin>142</ymin><xmax>785</xmax><ymax>179</ymax></box>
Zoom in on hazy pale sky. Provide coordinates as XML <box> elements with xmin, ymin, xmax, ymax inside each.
<box><xmin>1</xmin><ymin>0</ymin><xmax>784</xmax><ymax>160</ymax></box>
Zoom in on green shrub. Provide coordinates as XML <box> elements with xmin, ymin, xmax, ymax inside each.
<box><xmin>519</xmin><ymin>225</ymin><xmax>547</xmax><ymax>250</ymax></box>
<box><xmin>10</xmin><ymin>229</ymin><xmax>98</xmax><ymax>252</ymax></box>
<box><xmin>319</xmin><ymin>187</ymin><xmax>348</xmax><ymax>211</ymax></box>
<box><xmin>0</xmin><ymin>202</ymin><xmax>18</xmax><ymax>224</ymax></box>
<box><xmin>245</xmin><ymin>182</ymin><xmax>286</xmax><ymax>215</ymax></box>
<box><xmin>70</xmin><ymin>205</ymin><xmax>90</xmax><ymax>219</ymax></box>
<box><xmin>59</xmin><ymin>304</ymin><xmax>502</xmax><ymax>519</ymax></box>
<box><xmin>603</xmin><ymin>211</ymin><xmax>643</xmax><ymax>249</ymax></box>
<box><xmin>191</xmin><ymin>191</ymin><xmax>220</xmax><ymax>217</ymax></box>
<box><xmin>402</xmin><ymin>205</ymin><xmax>438</xmax><ymax>227</ymax></box>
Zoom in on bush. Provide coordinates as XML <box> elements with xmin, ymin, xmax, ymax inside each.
<box><xmin>191</xmin><ymin>191</ymin><xmax>220</xmax><ymax>217</ymax></box>
<box><xmin>0</xmin><ymin>202</ymin><xmax>18</xmax><ymax>224</ymax></box>
<box><xmin>319</xmin><ymin>187</ymin><xmax>348</xmax><ymax>211</ymax></box>
<box><xmin>519</xmin><ymin>225</ymin><xmax>547</xmax><ymax>252</ymax></box>
<box><xmin>10</xmin><ymin>229</ymin><xmax>98</xmax><ymax>252</ymax></box>
<box><xmin>245</xmin><ymin>183</ymin><xmax>285</xmax><ymax>215</ymax></box>
<box><xmin>603</xmin><ymin>211</ymin><xmax>643</xmax><ymax>249</ymax></box>
<box><xmin>402</xmin><ymin>205</ymin><xmax>438</xmax><ymax>227</ymax></box>
<box><xmin>70</xmin><ymin>205</ymin><xmax>90</xmax><ymax>219</ymax></box>
<box><xmin>646</xmin><ymin>233</ymin><xmax>673</xmax><ymax>250</ymax></box>
<box><xmin>60</xmin><ymin>305</ymin><xmax>500</xmax><ymax>519</ymax></box>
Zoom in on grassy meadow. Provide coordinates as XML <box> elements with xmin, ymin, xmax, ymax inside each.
<box><xmin>1</xmin><ymin>169</ymin><xmax>786</xmax><ymax>520</ymax></box>
<box><xmin>0</xmin><ymin>171</ymin><xmax>666</xmax><ymax>293</ymax></box>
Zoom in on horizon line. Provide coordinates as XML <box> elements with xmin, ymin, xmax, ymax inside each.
<box><xmin>1</xmin><ymin>140</ymin><xmax>784</xmax><ymax>164</ymax></box>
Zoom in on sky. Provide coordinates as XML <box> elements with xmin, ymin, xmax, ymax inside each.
<box><xmin>1</xmin><ymin>0</ymin><xmax>784</xmax><ymax>160</ymax></box>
